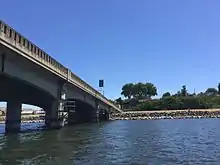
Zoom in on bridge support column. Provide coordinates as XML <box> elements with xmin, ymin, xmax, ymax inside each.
<box><xmin>93</xmin><ymin>99</ymin><xmax>100</xmax><ymax>122</ymax></box>
<box><xmin>45</xmin><ymin>81</ymin><xmax>66</xmax><ymax>129</ymax></box>
<box><xmin>67</xmin><ymin>111</ymin><xmax>77</xmax><ymax>125</ymax></box>
<box><xmin>5</xmin><ymin>101</ymin><xmax>22</xmax><ymax>133</ymax></box>
<box><xmin>107</xmin><ymin>106</ymin><xmax>111</xmax><ymax>120</ymax></box>
<box><xmin>45</xmin><ymin>101</ymin><xmax>63</xmax><ymax>129</ymax></box>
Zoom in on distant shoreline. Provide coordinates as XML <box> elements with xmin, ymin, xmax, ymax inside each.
<box><xmin>0</xmin><ymin>114</ymin><xmax>44</xmax><ymax>124</ymax></box>
<box><xmin>111</xmin><ymin>109</ymin><xmax>220</xmax><ymax>120</ymax></box>
<box><xmin>0</xmin><ymin>120</ymin><xmax>44</xmax><ymax>124</ymax></box>
<box><xmin>1</xmin><ymin>109</ymin><xmax>220</xmax><ymax>123</ymax></box>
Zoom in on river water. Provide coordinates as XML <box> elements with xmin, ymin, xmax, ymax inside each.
<box><xmin>0</xmin><ymin>119</ymin><xmax>220</xmax><ymax>164</ymax></box>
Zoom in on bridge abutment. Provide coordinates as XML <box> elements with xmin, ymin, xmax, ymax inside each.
<box><xmin>5</xmin><ymin>100</ymin><xmax>22</xmax><ymax>133</ymax></box>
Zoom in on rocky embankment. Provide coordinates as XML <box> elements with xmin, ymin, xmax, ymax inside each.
<box><xmin>0</xmin><ymin>114</ymin><xmax>44</xmax><ymax>124</ymax></box>
<box><xmin>111</xmin><ymin>109</ymin><xmax>220</xmax><ymax>120</ymax></box>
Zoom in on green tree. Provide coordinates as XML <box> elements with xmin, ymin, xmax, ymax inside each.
<box><xmin>115</xmin><ymin>97</ymin><xmax>123</xmax><ymax>109</ymax></box>
<box><xmin>132</xmin><ymin>82</ymin><xmax>145</xmax><ymax>99</ymax></box>
<box><xmin>119</xmin><ymin>81</ymin><xmax>220</xmax><ymax>111</ymax></box>
<box><xmin>115</xmin><ymin>97</ymin><xmax>122</xmax><ymax>104</ymax></box>
<box><xmin>144</xmin><ymin>82</ymin><xmax>157</xmax><ymax>99</ymax></box>
<box><xmin>161</xmin><ymin>96</ymin><xmax>183</xmax><ymax>110</ymax></box>
<box><xmin>197</xmin><ymin>92</ymin><xmax>204</xmax><ymax>96</ymax></box>
<box><xmin>205</xmin><ymin>88</ymin><xmax>218</xmax><ymax>96</ymax></box>
<box><xmin>121</xmin><ymin>83</ymin><xmax>134</xmax><ymax>99</ymax></box>
<box><xmin>137</xmin><ymin>99</ymin><xmax>161</xmax><ymax>111</ymax></box>
<box><xmin>218</xmin><ymin>83</ymin><xmax>220</xmax><ymax>94</ymax></box>
<box><xmin>181</xmin><ymin>85</ymin><xmax>187</xmax><ymax>96</ymax></box>
<box><xmin>210</xmin><ymin>96</ymin><xmax>220</xmax><ymax>108</ymax></box>
<box><xmin>162</xmin><ymin>92</ymin><xmax>171</xmax><ymax>98</ymax></box>
<box><xmin>173</xmin><ymin>91</ymin><xmax>181</xmax><ymax>97</ymax></box>
<box><xmin>123</xmin><ymin>82</ymin><xmax>157</xmax><ymax>100</ymax></box>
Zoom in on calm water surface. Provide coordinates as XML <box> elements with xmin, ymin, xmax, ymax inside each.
<box><xmin>0</xmin><ymin>119</ymin><xmax>220</xmax><ymax>165</ymax></box>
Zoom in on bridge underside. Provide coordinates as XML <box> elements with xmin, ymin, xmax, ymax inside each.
<box><xmin>0</xmin><ymin>73</ymin><xmax>55</xmax><ymax>109</ymax></box>
<box><xmin>0</xmin><ymin>73</ymin><xmax>110</xmax><ymax>133</ymax></box>
<box><xmin>0</xmin><ymin>73</ymin><xmax>58</xmax><ymax>133</ymax></box>
<box><xmin>66</xmin><ymin>99</ymin><xmax>110</xmax><ymax>125</ymax></box>
<box><xmin>67</xmin><ymin>99</ymin><xmax>96</xmax><ymax>124</ymax></box>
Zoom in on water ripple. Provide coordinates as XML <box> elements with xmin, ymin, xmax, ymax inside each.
<box><xmin>0</xmin><ymin>119</ymin><xmax>220</xmax><ymax>164</ymax></box>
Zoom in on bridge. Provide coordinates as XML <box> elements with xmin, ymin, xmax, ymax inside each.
<box><xmin>0</xmin><ymin>20</ymin><xmax>122</xmax><ymax>133</ymax></box>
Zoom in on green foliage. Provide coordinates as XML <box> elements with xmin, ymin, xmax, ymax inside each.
<box><xmin>145</xmin><ymin>82</ymin><xmax>157</xmax><ymax>98</ymax></box>
<box><xmin>218</xmin><ymin>83</ymin><xmax>220</xmax><ymax>94</ymax></box>
<box><xmin>162</xmin><ymin>92</ymin><xmax>171</xmax><ymax>98</ymax></box>
<box><xmin>137</xmin><ymin>99</ymin><xmax>162</xmax><ymax>111</ymax></box>
<box><xmin>205</xmin><ymin>88</ymin><xmax>218</xmax><ymax>96</ymax></box>
<box><xmin>136</xmin><ymin>96</ymin><xmax>213</xmax><ymax>111</ymax></box>
<box><xmin>180</xmin><ymin>85</ymin><xmax>187</xmax><ymax>96</ymax></box>
<box><xmin>121</xmin><ymin>82</ymin><xmax>157</xmax><ymax>100</ymax></box>
<box><xmin>115</xmin><ymin>97</ymin><xmax>123</xmax><ymax>105</ymax></box>
<box><xmin>121</xmin><ymin>83</ymin><xmax>134</xmax><ymax>99</ymax></box>
<box><xmin>119</xmin><ymin>82</ymin><xmax>220</xmax><ymax>111</ymax></box>
<box><xmin>161</xmin><ymin>96</ymin><xmax>183</xmax><ymax>110</ymax></box>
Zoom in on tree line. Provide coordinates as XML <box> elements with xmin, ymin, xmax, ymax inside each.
<box><xmin>114</xmin><ymin>82</ymin><xmax>220</xmax><ymax>111</ymax></box>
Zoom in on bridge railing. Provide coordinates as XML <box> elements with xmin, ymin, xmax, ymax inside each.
<box><xmin>0</xmin><ymin>20</ymin><xmax>121</xmax><ymax>112</ymax></box>
<box><xmin>0</xmin><ymin>21</ymin><xmax>68</xmax><ymax>79</ymax></box>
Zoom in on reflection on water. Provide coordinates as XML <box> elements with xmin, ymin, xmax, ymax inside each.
<box><xmin>0</xmin><ymin>119</ymin><xmax>220</xmax><ymax>164</ymax></box>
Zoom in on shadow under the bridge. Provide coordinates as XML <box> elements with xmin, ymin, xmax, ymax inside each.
<box><xmin>67</xmin><ymin>99</ymin><xmax>96</xmax><ymax>125</ymax></box>
<box><xmin>0</xmin><ymin>73</ymin><xmax>55</xmax><ymax>110</ymax></box>
<box><xmin>0</xmin><ymin>73</ymin><xmax>111</xmax><ymax>133</ymax></box>
<box><xmin>66</xmin><ymin>99</ymin><xmax>110</xmax><ymax>125</ymax></box>
<box><xmin>0</xmin><ymin>73</ymin><xmax>55</xmax><ymax>133</ymax></box>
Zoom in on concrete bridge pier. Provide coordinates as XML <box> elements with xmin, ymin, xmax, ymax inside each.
<box><xmin>95</xmin><ymin>104</ymin><xmax>110</xmax><ymax>122</ymax></box>
<box><xmin>107</xmin><ymin>106</ymin><xmax>112</xmax><ymax>120</ymax></box>
<box><xmin>98</xmin><ymin>109</ymin><xmax>109</xmax><ymax>121</ymax></box>
<box><xmin>103</xmin><ymin>106</ymin><xmax>112</xmax><ymax>121</ymax></box>
<box><xmin>45</xmin><ymin>101</ymin><xmax>62</xmax><ymax>129</ymax></box>
<box><xmin>45</xmin><ymin>81</ymin><xmax>66</xmax><ymax>129</ymax></box>
<box><xmin>94</xmin><ymin>99</ymin><xmax>100</xmax><ymax>122</ymax></box>
<box><xmin>67</xmin><ymin>111</ymin><xmax>77</xmax><ymax>125</ymax></box>
<box><xmin>5</xmin><ymin>100</ymin><xmax>22</xmax><ymax>133</ymax></box>
<box><xmin>93</xmin><ymin>100</ymin><xmax>112</xmax><ymax>122</ymax></box>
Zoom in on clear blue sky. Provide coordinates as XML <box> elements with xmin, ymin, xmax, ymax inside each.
<box><xmin>1</xmin><ymin>0</ymin><xmax>220</xmax><ymax>107</ymax></box>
